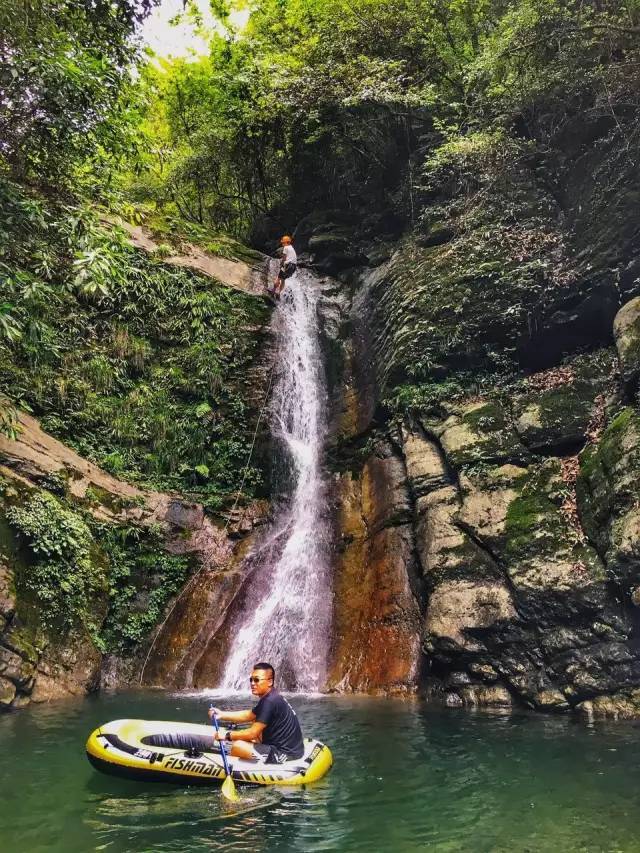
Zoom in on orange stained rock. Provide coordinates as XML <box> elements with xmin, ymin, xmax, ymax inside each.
<box><xmin>327</xmin><ymin>459</ymin><xmax>422</xmax><ymax>694</ymax></box>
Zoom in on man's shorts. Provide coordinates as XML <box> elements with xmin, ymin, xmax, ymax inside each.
<box><xmin>252</xmin><ymin>743</ymin><xmax>290</xmax><ymax>764</ymax></box>
<box><xmin>279</xmin><ymin>262</ymin><xmax>297</xmax><ymax>281</ymax></box>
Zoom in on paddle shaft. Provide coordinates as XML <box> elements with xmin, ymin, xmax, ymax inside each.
<box><xmin>210</xmin><ymin>707</ymin><xmax>233</xmax><ymax>777</ymax></box>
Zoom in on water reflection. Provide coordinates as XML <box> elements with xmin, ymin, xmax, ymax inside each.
<box><xmin>2</xmin><ymin>691</ymin><xmax>640</xmax><ymax>852</ymax></box>
<box><xmin>89</xmin><ymin>787</ymin><xmax>281</xmax><ymax>832</ymax></box>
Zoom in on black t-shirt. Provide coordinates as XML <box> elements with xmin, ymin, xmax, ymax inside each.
<box><xmin>252</xmin><ymin>689</ymin><xmax>304</xmax><ymax>759</ymax></box>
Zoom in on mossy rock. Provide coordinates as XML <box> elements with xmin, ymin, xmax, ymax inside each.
<box><xmin>456</xmin><ymin>463</ymin><xmax>529</xmax><ymax>553</ymax></box>
<box><xmin>614</xmin><ymin>296</ymin><xmax>640</xmax><ymax>397</ymax></box>
<box><xmin>365</xmin><ymin>205</ymin><xmax>574</xmax><ymax>392</ymax></box>
<box><xmin>309</xmin><ymin>231</ymin><xmax>352</xmax><ymax>254</ymax></box>
<box><xmin>309</xmin><ymin>229</ymin><xmax>366</xmax><ymax>272</ymax></box>
<box><xmin>577</xmin><ymin>407</ymin><xmax>640</xmax><ymax>587</ymax></box>
<box><xmin>416</xmin><ymin>221</ymin><xmax>456</xmax><ymax>248</ymax></box>
<box><xmin>435</xmin><ymin>533</ymin><xmax>502</xmax><ymax>586</ymax></box>
<box><xmin>513</xmin><ymin>382</ymin><xmax>595</xmax><ymax>454</ymax></box>
<box><xmin>0</xmin><ymin>676</ymin><xmax>16</xmax><ymax>707</ymax></box>
<box><xmin>83</xmin><ymin>484</ymin><xmax>142</xmax><ymax>514</ymax></box>
<box><xmin>498</xmin><ymin>460</ymin><xmax>608</xmax><ymax>622</ymax></box>
<box><xmin>503</xmin><ymin>461</ymin><xmax>567</xmax><ymax>560</ymax></box>
<box><xmin>433</xmin><ymin>400</ymin><xmax>529</xmax><ymax>468</ymax></box>
<box><xmin>577</xmin><ymin>689</ymin><xmax>640</xmax><ymax>719</ymax></box>
<box><xmin>512</xmin><ymin>348</ymin><xmax>616</xmax><ymax>455</ymax></box>
<box><xmin>293</xmin><ymin>209</ymin><xmax>358</xmax><ymax>251</ymax></box>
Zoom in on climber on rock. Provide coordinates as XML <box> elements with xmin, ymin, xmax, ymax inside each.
<box><xmin>208</xmin><ymin>662</ymin><xmax>304</xmax><ymax>764</ymax></box>
<box><xmin>269</xmin><ymin>235</ymin><xmax>297</xmax><ymax>299</ymax></box>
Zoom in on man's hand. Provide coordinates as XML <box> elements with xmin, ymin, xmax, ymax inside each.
<box><xmin>208</xmin><ymin>706</ymin><xmax>222</xmax><ymax>720</ymax></box>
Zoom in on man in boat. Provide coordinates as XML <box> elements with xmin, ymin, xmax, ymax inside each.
<box><xmin>208</xmin><ymin>662</ymin><xmax>304</xmax><ymax>764</ymax></box>
<box><xmin>268</xmin><ymin>235</ymin><xmax>297</xmax><ymax>299</ymax></box>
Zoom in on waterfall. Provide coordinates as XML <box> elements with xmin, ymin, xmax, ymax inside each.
<box><xmin>220</xmin><ymin>271</ymin><xmax>332</xmax><ymax>691</ymax></box>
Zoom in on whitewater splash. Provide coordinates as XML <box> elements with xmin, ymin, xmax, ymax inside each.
<box><xmin>220</xmin><ymin>271</ymin><xmax>332</xmax><ymax>691</ymax></box>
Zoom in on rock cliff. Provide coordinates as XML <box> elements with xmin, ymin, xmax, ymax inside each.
<box><xmin>298</xmin><ymin>120</ymin><xmax>640</xmax><ymax>716</ymax></box>
<box><xmin>4</xmin><ymin>150</ymin><xmax>640</xmax><ymax>715</ymax></box>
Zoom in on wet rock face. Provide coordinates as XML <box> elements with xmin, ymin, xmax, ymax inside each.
<box><xmin>362</xmin><ymin>134</ymin><xmax>640</xmax><ymax>387</ymax></box>
<box><xmin>326</xmin><ymin>240</ymin><xmax>640</xmax><ymax>711</ymax></box>
<box><xmin>329</xmin><ymin>291</ymin><xmax>640</xmax><ymax>714</ymax></box>
<box><xmin>327</xmin><ymin>443</ymin><xmax>423</xmax><ymax>693</ymax></box>
<box><xmin>140</xmin><ymin>539</ymin><xmax>258</xmax><ymax>689</ymax></box>
<box><xmin>308</xmin><ymin>231</ymin><xmax>367</xmax><ymax>274</ymax></box>
<box><xmin>425</xmin><ymin>579</ymin><xmax>517</xmax><ymax>652</ymax></box>
<box><xmin>332</xmin><ymin>118</ymin><xmax>640</xmax><ymax>714</ymax></box>
<box><xmin>320</xmin><ymin>281</ymin><xmax>425</xmax><ymax>694</ymax></box>
<box><xmin>0</xmin><ymin>555</ymin><xmax>100</xmax><ymax>708</ymax></box>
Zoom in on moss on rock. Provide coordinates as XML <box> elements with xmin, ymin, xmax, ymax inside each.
<box><xmin>614</xmin><ymin>297</ymin><xmax>640</xmax><ymax>396</ymax></box>
<box><xmin>514</xmin><ymin>383</ymin><xmax>594</xmax><ymax>453</ymax></box>
<box><xmin>577</xmin><ymin>407</ymin><xmax>640</xmax><ymax>589</ymax></box>
<box><xmin>428</xmin><ymin>399</ymin><xmax>529</xmax><ymax>468</ymax></box>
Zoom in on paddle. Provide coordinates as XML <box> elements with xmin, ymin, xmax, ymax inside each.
<box><xmin>210</xmin><ymin>706</ymin><xmax>240</xmax><ymax>802</ymax></box>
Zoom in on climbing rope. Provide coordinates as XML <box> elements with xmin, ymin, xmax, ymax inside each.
<box><xmin>139</xmin><ymin>361</ymin><xmax>277</xmax><ymax>685</ymax></box>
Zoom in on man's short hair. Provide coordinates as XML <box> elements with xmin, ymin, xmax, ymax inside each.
<box><xmin>253</xmin><ymin>662</ymin><xmax>275</xmax><ymax>681</ymax></box>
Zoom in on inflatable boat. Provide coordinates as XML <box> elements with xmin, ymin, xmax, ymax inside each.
<box><xmin>86</xmin><ymin>719</ymin><xmax>333</xmax><ymax>787</ymax></box>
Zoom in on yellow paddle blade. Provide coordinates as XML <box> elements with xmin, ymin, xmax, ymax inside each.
<box><xmin>221</xmin><ymin>773</ymin><xmax>240</xmax><ymax>802</ymax></box>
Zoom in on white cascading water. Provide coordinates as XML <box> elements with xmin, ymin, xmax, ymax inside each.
<box><xmin>220</xmin><ymin>270</ymin><xmax>332</xmax><ymax>691</ymax></box>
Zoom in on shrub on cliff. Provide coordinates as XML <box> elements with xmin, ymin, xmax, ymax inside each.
<box><xmin>0</xmin><ymin>179</ymin><xmax>268</xmax><ymax>505</ymax></box>
<box><xmin>6</xmin><ymin>491</ymin><xmax>105</xmax><ymax>633</ymax></box>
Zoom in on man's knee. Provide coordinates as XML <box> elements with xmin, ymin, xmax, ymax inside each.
<box><xmin>230</xmin><ymin>739</ymin><xmax>260</xmax><ymax>760</ymax></box>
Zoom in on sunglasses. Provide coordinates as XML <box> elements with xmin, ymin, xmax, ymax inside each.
<box><xmin>249</xmin><ymin>676</ymin><xmax>270</xmax><ymax>683</ymax></box>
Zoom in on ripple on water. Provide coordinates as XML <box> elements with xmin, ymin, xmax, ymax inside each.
<box><xmin>3</xmin><ymin>692</ymin><xmax>640</xmax><ymax>853</ymax></box>
<box><xmin>89</xmin><ymin>787</ymin><xmax>282</xmax><ymax>833</ymax></box>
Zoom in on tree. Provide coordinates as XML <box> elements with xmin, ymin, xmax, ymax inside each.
<box><xmin>0</xmin><ymin>0</ymin><xmax>158</xmax><ymax>187</ymax></box>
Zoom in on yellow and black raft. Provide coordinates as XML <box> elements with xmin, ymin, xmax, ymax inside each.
<box><xmin>86</xmin><ymin>719</ymin><xmax>333</xmax><ymax>787</ymax></box>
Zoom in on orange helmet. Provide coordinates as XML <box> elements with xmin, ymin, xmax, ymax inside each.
<box><xmin>280</xmin><ymin>235</ymin><xmax>292</xmax><ymax>245</ymax></box>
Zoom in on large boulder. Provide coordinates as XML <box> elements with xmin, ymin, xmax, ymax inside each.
<box><xmin>576</xmin><ymin>690</ymin><xmax>640</xmax><ymax>720</ymax></box>
<box><xmin>398</xmin><ymin>421</ymin><xmax>638</xmax><ymax>711</ymax></box>
<box><xmin>513</xmin><ymin>383</ymin><xmax>596</xmax><ymax>454</ymax></box>
<box><xmin>425</xmin><ymin>579</ymin><xmax>516</xmax><ymax>653</ymax></box>
<box><xmin>293</xmin><ymin>210</ymin><xmax>357</xmax><ymax>252</ymax></box>
<box><xmin>613</xmin><ymin>296</ymin><xmax>640</xmax><ymax>397</ymax></box>
<box><xmin>423</xmin><ymin>400</ymin><xmax>530</xmax><ymax>468</ymax></box>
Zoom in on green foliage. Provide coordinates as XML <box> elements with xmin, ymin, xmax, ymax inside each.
<box><xmin>6</xmin><ymin>492</ymin><xmax>107</xmax><ymax>631</ymax></box>
<box><xmin>127</xmin><ymin>0</ymin><xmax>508</xmax><ymax>237</ymax></box>
<box><xmin>0</xmin><ymin>400</ymin><xmax>20</xmax><ymax>440</ymax></box>
<box><xmin>3</xmin><ymin>486</ymin><xmax>193</xmax><ymax>655</ymax></box>
<box><xmin>97</xmin><ymin>524</ymin><xmax>191</xmax><ymax>654</ymax></box>
<box><xmin>0</xmin><ymin>0</ymin><xmax>158</xmax><ymax>188</ymax></box>
<box><xmin>122</xmin><ymin>0</ymin><xmax>640</xmax><ymax>247</ymax></box>
<box><xmin>125</xmin><ymin>0</ymin><xmax>635</xmax><ymax>237</ymax></box>
<box><xmin>385</xmin><ymin>378</ymin><xmax>468</xmax><ymax>413</ymax></box>
<box><xmin>0</xmin><ymin>180</ymin><xmax>268</xmax><ymax>503</ymax></box>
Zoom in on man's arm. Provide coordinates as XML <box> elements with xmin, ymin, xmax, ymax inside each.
<box><xmin>215</xmin><ymin>720</ymin><xmax>266</xmax><ymax>744</ymax></box>
<box><xmin>208</xmin><ymin>707</ymin><xmax>256</xmax><ymax>724</ymax></box>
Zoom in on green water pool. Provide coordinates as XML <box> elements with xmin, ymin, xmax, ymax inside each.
<box><xmin>0</xmin><ymin>690</ymin><xmax>639</xmax><ymax>852</ymax></box>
